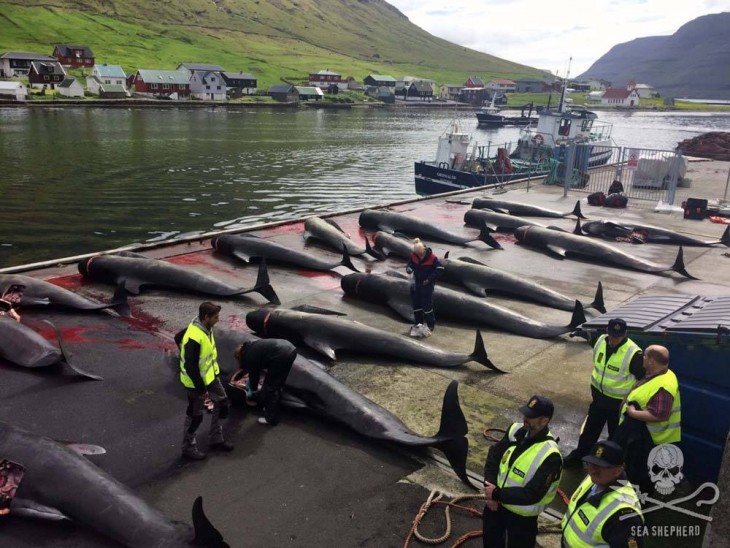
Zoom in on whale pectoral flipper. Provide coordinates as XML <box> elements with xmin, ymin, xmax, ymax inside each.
<box><xmin>545</xmin><ymin>245</ymin><xmax>567</xmax><ymax>258</ymax></box>
<box><xmin>231</xmin><ymin>250</ymin><xmax>252</xmax><ymax>264</ymax></box>
<box><xmin>324</xmin><ymin>218</ymin><xmax>347</xmax><ymax>234</ymax></box>
<box><xmin>302</xmin><ymin>336</ymin><xmax>338</xmax><ymax>360</ymax></box>
<box><xmin>463</xmin><ymin>282</ymin><xmax>488</xmax><ymax>297</ymax></box>
<box><xmin>42</xmin><ymin>320</ymin><xmax>103</xmax><ymax>381</ymax></box>
<box><xmin>119</xmin><ymin>278</ymin><xmax>144</xmax><ymax>295</ymax></box>
<box><xmin>11</xmin><ymin>499</ymin><xmax>70</xmax><ymax>521</ymax></box>
<box><xmin>291</xmin><ymin>304</ymin><xmax>347</xmax><ymax>316</ymax></box>
<box><xmin>386</xmin><ymin>298</ymin><xmax>416</xmax><ymax>322</ymax></box>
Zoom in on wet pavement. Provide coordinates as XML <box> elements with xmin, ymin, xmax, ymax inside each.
<box><xmin>1</xmin><ymin>159</ymin><xmax>729</xmax><ymax>547</ymax></box>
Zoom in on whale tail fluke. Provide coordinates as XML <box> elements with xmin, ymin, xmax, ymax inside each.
<box><xmin>720</xmin><ymin>226</ymin><xmax>730</xmax><ymax>247</ymax></box>
<box><xmin>589</xmin><ymin>281</ymin><xmax>606</xmax><ymax>314</ymax></box>
<box><xmin>111</xmin><ymin>284</ymin><xmax>131</xmax><ymax>318</ymax></box>
<box><xmin>339</xmin><ymin>245</ymin><xmax>360</xmax><ymax>273</ymax></box>
<box><xmin>432</xmin><ymin>381</ymin><xmax>477</xmax><ymax>489</ymax></box>
<box><xmin>671</xmin><ymin>246</ymin><xmax>698</xmax><ymax>280</ymax></box>
<box><xmin>478</xmin><ymin>222</ymin><xmax>503</xmax><ymax>250</ymax></box>
<box><xmin>470</xmin><ymin>330</ymin><xmax>506</xmax><ymax>373</ymax></box>
<box><xmin>364</xmin><ymin>237</ymin><xmax>386</xmax><ymax>261</ymax></box>
<box><xmin>570</xmin><ymin>200</ymin><xmax>586</xmax><ymax>219</ymax></box>
<box><xmin>568</xmin><ymin>300</ymin><xmax>587</xmax><ymax>330</ymax></box>
<box><xmin>43</xmin><ymin>320</ymin><xmax>103</xmax><ymax>381</ymax></box>
<box><xmin>192</xmin><ymin>496</ymin><xmax>229</xmax><ymax>548</ymax></box>
<box><xmin>249</xmin><ymin>259</ymin><xmax>281</xmax><ymax>304</ymax></box>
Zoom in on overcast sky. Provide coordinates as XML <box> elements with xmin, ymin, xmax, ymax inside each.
<box><xmin>387</xmin><ymin>0</ymin><xmax>727</xmax><ymax>76</ymax></box>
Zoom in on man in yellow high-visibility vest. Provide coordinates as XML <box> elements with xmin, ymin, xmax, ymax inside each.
<box><xmin>561</xmin><ymin>440</ymin><xmax>644</xmax><ymax>547</ymax></box>
<box><xmin>564</xmin><ymin>318</ymin><xmax>644</xmax><ymax>468</ymax></box>
<box><xmin>613</xmin><ymin>344</ymin><xmax>681</xmax><ymax>491</ymax></box>
<box><xmin>483</xmin><ymin>395</ymin><xmax>563</xmax><ymax>548</ymax></box>
<box><xmin>178</xmin><ymin>302</ymin><xmax>233</xmax><ymax>460</ymax></box>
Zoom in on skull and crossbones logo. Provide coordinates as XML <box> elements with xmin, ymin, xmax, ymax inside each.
<box><xmin>648</xmin><ymin>443</ymin><xmax>684</xmax><ymax>495</ymax></box>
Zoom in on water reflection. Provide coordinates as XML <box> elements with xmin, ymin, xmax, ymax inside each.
<box><xmin>0</xmin><ymin>107</ymin><xmax>728</xmax><ymax>268</ymax></box>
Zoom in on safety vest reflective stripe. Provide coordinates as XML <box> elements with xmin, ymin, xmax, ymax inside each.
<box><xmin>561</xmin><ymin>476</ymin><xmax>642</xmax><ymax>546</ymax></box>
<box><xmin>498</xmin><ymin>423</ymin><xmax>561</xmax><ymax>517</ymax></box>
<box><xmin>619</xmin><ymin>370</ymin><xmax>681</xmax><ymax>444</ymax></box>
<box><xmin>179</xmin><ymin>322</ymin><xmax>219</xmax><ymax>388</ymax></box>
<box><xmin>591</xmin><ymin>336</ymin><xmax>640</xmax><ymax>399</ymax></box>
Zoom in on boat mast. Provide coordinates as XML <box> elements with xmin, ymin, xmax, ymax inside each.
<box><xmin>558</xmin><ymin>57</ymin><xmax>572</xmax><ymax>113</ymax></box>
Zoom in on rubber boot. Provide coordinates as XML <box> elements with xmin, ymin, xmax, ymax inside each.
<box><xmin>182</xmin><ymin>416</ymin><xmax>206</xmax><ymax>460</ymax></box>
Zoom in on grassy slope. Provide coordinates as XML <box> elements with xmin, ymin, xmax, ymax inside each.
<box><xmin>0</xmin><ymin>0</ymin><xmax>550</xmax><ymax>87</ymax></box>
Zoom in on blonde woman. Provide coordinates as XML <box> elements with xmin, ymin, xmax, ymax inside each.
<box><xmin>405</xmin><ymin>239</ymin><xmax>443</xmax><ymax>337</ymax></box>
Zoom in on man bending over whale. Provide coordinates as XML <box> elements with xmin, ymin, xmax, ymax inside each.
<box><xmin>406</xmin><ymin>238</ymin><xmax>443</xmax><ymax>338</ymax></box>
<box><xmin>235</xmin><ymin>338</ymin><xmax>296</xmax><ymax>426</ymax></box>
<box><xmin>178</xmin><ymin>301</ymin><xmax>234</xmax><ymax>460</ymax></box>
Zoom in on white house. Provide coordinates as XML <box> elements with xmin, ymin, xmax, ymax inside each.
<box><xmin>88</xmin><ymin>64</ymin><xmax>127</xmax><ymax>95</ymax></box>
<box><xmin>188</xmin><ymin>70</ymin><xmax>226</xmax><ymax>101</ymax></box>
<box><xmin>601</xmin><ymin>87</ymin><xmax>641</xmax><ymax>107</ymax></box>
<box><xmin>586</xmin><ymin>90</ymin><xmax>605</xmax><ymax>103</ymax></box>
<box><xmin>439</xmin><ymin>84</ymin><xmax>462</xmax><ymax>100</ymax></box>
<box><xmin>629</xmin><ymin>82</ymin><xmax>657</xmax><ymax>98</ymax></box>
<box><xmin>57</xmin><ymin>77</ymin><xmax>85</xmax><ymax>98</ymax></box>
<box><xmin>0</xmin><ymin>81</ymin><xmax>28</xmax><ymax>100</ymax></box>
<box><xmin>485</xmin><ymin>79</ymin><xmax>516</xmax><ymax>93</ymax></box>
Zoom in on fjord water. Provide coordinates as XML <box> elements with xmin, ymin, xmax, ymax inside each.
<box><xmin>1</xmin><ymin>107</ymin><xmax>728</xmax><ymax>268</ymax></box>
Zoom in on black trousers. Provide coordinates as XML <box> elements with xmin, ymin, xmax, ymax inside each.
<box><xmin>260</xmin><ymin>351</ymin><xmax>296</xmax><ymax>424</ymax></box>
<box><xmin>410</xmin><ymin>281</ymin><xmax>435</xmax><ymax>329</ymax></box>
<box><xmin>573</xmin><ymin>396</ymin><xmax>622</xmax><ymax>457</ymax></box>
<box><xmin>482</xmin><ymin>505</ymin><xmax>538</xmax><ymax>548</ymax></box>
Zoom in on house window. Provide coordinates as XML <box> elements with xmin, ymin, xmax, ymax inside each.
<box><xmin>206</xmin><ymin>85</ymin><xmax>210</xmax><ymax>90</ymax></box>
<box><xmin>163</xmin><ymin>84</ymin><xmax>170</xmax><ymax>90</ymax></box>
<box><xmin>44</xmin><ymin>75</ymin><xmax>50</xmax><ymax>81</ymax></box>
<box><xmin>151</xmin><ymin>84</ymin><xmax>158</xmax><ymax>90</ymax></box>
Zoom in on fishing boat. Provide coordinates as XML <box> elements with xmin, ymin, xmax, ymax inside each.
<box><xmin>415</xmin><ymin>90</ymin><xmax>615</xmax><ymax>196</ymax></box>
<box><xmin>475</xmin><ymin>97</ymin><xmax>538</xmax><ymax>128</ymax></box>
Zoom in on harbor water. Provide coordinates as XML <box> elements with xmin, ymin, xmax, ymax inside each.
<box><xmin>1</xmin><ymin>106</ymin><xmax>729</xmax><ymax>269</ymax></box>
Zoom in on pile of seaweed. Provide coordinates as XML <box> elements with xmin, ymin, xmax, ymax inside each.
<box><xmin>677</xmin><ymin>131</ymin><xmax>730</xmax><ymax>161</ymax></box>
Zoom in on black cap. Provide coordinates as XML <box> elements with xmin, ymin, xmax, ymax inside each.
<box><xmin>519</xmin><ymin>395</ymin><xmax>554</xmax><ymax>419</ymax></box>
<box><xmin>607</xmin><ymin>318</ymin><xmax>627</xmax><ymax>336</ymax></box>
<box><xmin>582</xmin><ymin>440</ymin><xmax>624</xmax><ymax>467</ymax></box>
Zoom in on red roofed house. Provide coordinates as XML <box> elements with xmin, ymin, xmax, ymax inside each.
<box><xmin>601</xmin><ymin>87</ymin><xmax>640</xmax><ymax>107</ymax></box>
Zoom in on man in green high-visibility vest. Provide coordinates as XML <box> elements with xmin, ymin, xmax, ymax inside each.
<box><xmin>482</xmin><ymin>395</ymin><xmax>563</xmax><ymax>548</ymax></box>
<box><xmin>178</xmin><ymin>301</ymin><xmax>234</xmax><ymax>461</ymax></box>
<box><xmin>613</xmin><ymin>344</ymin><xmax>681</xmax><ymax>491</ymax></box>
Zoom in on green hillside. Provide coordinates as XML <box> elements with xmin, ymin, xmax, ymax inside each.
<box><xmin>0</xmin><ymin>0</ymin><xmax>550</xmax><ymax>87</ymax></box>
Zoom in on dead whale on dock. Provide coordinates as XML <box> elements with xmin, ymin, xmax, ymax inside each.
<box><xmin>0</xmin><ymin>421</ymin><xmax>227</xmax><ymax>547</ymax></box>
<box><xmin>77</xmin><ymin>251</ymin><xmax>280</xmax><ymax>304</ymax></box>
<box><xmin>464</xmin><ymin>208</ymin><xmax>548</xmax><ymax>233</ymax></box>
<box><xmin>580</xmin><ymin>220</ymin><xmax>730</xmax><ymax>247</ymax></box>
<box><xmin>472</xmin><ymin>198</ymin><xmax>586</xmax><ymax>219</ymax></box>
<box><xmin>372</xmin><ymin>231</ymin><xmax>416</xmax><ymax>261</ymax></box>
<box><xmin>359</xmin><ymin>209</ymin><xmax>502</xmax><ymax>249</ymax></box>
<box><xmin>211</xmin><ymin>233</ymin><xmax>359</xmax><ymax>273</ymax></box>
<box><xmin>303</xmin><ymin>216</ymin><xmax>384</xmax><ymax>260</ymax></box>
<box><xmin>224</xmin><ymin>331</ymin><xmax>474</xmax><ymax>488</ymax></box>
<box><xmin>0</xmin><ymin>317</ymin><xmax>102</xmax><ymax>380</ymax></box>
<box><xmin>341</xmin><ymin>272</ymin><xmax>586</xmax><ymax>339</ymax></box>
<box><xmin>441</xmin><ymin>254</ymin><xmax>606</xmax><ymax>313</ymax></box>
<box><xmin>245</xmin><ymin>305</ymin><xmax>503</xmax><ymax>372</ymax></box>
<box><xmin>514</xmin><ymin>220</ymin><xmax>698</xmax><ymax>279</ymax></box>
<box><xmin>0</xmin><ymin>273</ymin><xmax>129</xmax><ymax>316</ymax></box>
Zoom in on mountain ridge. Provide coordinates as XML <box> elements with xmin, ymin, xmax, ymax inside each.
<box><xmin>577</xmin><ymin>12</ymin><xmax>730</xmax><ymax>99</ymax></box>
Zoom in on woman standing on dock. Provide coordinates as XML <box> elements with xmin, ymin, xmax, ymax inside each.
<box><xmin>406</xmin><ymin>239</ymin><xmax>444</xmax><ymax>338</ymax></box>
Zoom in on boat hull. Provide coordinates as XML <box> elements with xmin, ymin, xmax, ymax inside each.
<box><xmin>414</xmin><ymin>161</ymin><xmax>550</xmax><ymax>196</ymax></box>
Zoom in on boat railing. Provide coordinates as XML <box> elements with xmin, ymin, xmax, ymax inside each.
<box><xmin>589</xmin><ymin>120</ymin><xmax>613</xmax><ymax>141</ymax></box>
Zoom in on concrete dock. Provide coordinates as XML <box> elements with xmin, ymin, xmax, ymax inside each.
<box><xmin>1</xmin><ymin>159</ymin><xmax>729</xmax><ymax>547</ymax></box>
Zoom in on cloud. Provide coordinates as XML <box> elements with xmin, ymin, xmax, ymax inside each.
<box><xmin>387</xmin><ymin>0</ymin><xmax>724</xmax><ymax>75</ymax></box>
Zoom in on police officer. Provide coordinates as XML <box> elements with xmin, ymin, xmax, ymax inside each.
<box><xmin>614</xmin><ymin>344</ymin><xmax>681</xmax><ymax>490</ymax></box>
<box><xmin>483</xmin><ymin>395</ymin><xmax>563</xmax><ymax>548</ymax></box>
<box><xmin>178</xmin><ymin>302</ymin><xmax>233</xmax><ymax>460</ymax></box>
<box><xmin>561</xmin><ymin>440</ymin><xmax>644</xmax><ymax>547</ymax></box>
<box><xmin>564</xmin><ymin>318</ymin><xmax>643</xmax><ymax>467</ymax></box>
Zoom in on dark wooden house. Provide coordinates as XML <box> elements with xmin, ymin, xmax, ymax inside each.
<box><xmin>363</xmin><ymin>74</ymin><xmax>396</xmax><ymax>88</ymax></box>
<box><xmin>28</xmin><ymin>61</ymin><xmax>66</xmax><ymax>89</ymax></box>
<box><xmin>268</xmin><ymin>85</ymin><xmax>299</xmax><ymax>102</ymax></box>
<box><xmin>52</xmin><ymin>45</ymin><xmax>95</xmax><ymax>68</ymax></box>
<box><xmin>222</xmin><ymin>72</ymin><xmax>258</xmax><ymax>96</ymax></box>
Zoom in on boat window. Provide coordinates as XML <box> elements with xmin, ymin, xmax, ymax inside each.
<box><xmin>581</xmin><ymin>120</ymin><xmax>593</xmax><ymax>131</ymax></box>
<box><xmin>558</xmin><ymin>119</ymin><xmax>571</xmax><ymax>136</ymax></box>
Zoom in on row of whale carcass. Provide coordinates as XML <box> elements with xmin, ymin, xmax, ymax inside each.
<box><xmin>1</xmin><ymin>195</ymin><xmax>727</xmax><ymax>546</ymax></box>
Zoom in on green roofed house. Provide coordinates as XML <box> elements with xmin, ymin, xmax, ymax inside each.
<box><xmin>132</xmin><ymin>69</ymin><xmax>191</xmax><ymax>100</ymax></box>
<box><xmin>295</xmin><ymin>86</ymin><xmax>323</xmax><ymax>101</ymax></box>
<box><xmin>88</xmin><ymin>64</ymin><xmax>128</xmax><ymax>95</ymax></box>
<box><xmin>363</xmin><ymin>74</ymin><xmax>396</xmax><ymax>88</ymax></box>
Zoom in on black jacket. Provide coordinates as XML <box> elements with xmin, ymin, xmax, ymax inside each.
<box><xmin>239</xmin><ymin>338</ymin><xmax>297</xmax><ymax>389</ymax></box>
<box><xmin>484</xmin><ymin>424</ymin><xmax>562</xmax><ymax>507</ymax></box>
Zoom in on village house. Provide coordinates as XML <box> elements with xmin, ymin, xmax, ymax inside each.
<box><xmin>57</xmin><ymin>77</ymin><xmax>84</xmax><ymax>98</ymax></box>
<box><xmin>363</xmin><ymin>74</ymin><xmax>396</xmax><ymax>88</ymax></box>
<box><xmin>28</xmin><ymin>61</ymin><xmax>66</xmax><ymax>89</ymax></box>
<box><xmin>586</xmin><ymin>78</ymin><xmax>611</xmax><ymax>91</ymax></box>
<box><xmin>463</xmin><ymin>76</ymin><xmax>484</xmax><ymax>88</ymax></box>
<box><xmin>0</xmin><ymin>81</ymin><xmax>28</xmax><ymax>101</ymax></box>
<box><xmin>309</xmin><ymin>70</ymin><xmax>343</xmax><ymax>91</ymax></box>
<box><xmin>132</xmin><ymin>69</ymin><xmax>191</xmax><ymax>100</ymax></box>
<box><xmin>177</xmin><ymin>63</ymin><xmax>226</xmax><ymax>101</ymax></box>
<box><xmin>52</xmin><ymin>45</ymin><xmax>95</xmax><ymax>68</ymax></box>
<box><xmin>295</xmin><ymin>86</ymin><xmax>324</xmax><ymax>101</ymax></box>
<box><xmin>627</xmin><ymin>80</ymin><xmax>658</xmax><ymax>98</ymax></box>
<box><xmin>439</xmin><ymin>84</ymin><xmax>463</xmax><ymax>101</ymax></box>
<box><xmin>87</xmin><ymin>64</ymin><xmax>128</xmax><ymax>96</ymax></box>
<box><xmin>407</xmin><ymin>81</ymin><xmax>434</xmax><ymax>101</ymax></box>
<box><xmin>0</xmin><ymin>51</ymin><xmax>56</xmax><ymax>77</ymax></box>
<box><xmin>268</xmin><ymin>84</ymin><xmax>299</xmax><ymax>102</ymax></box>
<box><xmin>345</xmin><ymin>76</ymin><xmax>362</xmax><ymax>91</ymax></box>
<box><xmin>601</xmin><ymin>87</ymin><xmax>641</xmax><ymax>107</ymax></box>
<box><xmin>485</xmin><ymin>79</ymin><xmax>516</xmax><ymax>93</ymax></box>
<box><xmin>221</xmin><ymin>72</ymin><xmax>257</xmax><ymax>97</ymax></box>
<box><xmin>513</xmin><ymin>79</ymin><xmax>560</xmax><ymax>93</ymax></box>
